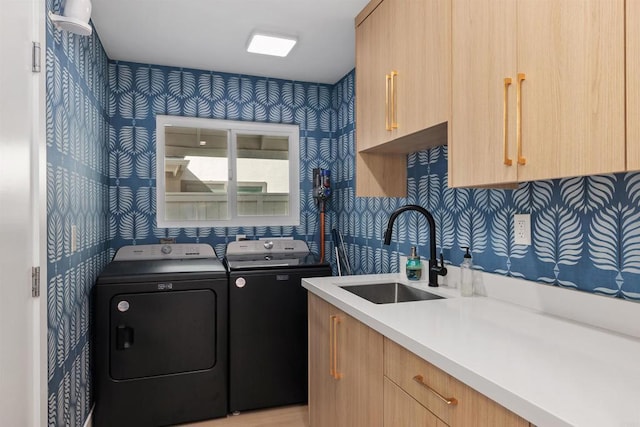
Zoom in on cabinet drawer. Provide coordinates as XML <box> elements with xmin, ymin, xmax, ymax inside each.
<box><xmin>384</xmin><ymin>377</ymin><xmax>447</xmax><ymax>427</ymax></box>
<box><xmin>384</xmin><ymin>339</ymin><xmax>529</xmax><ymax>427</ymax></box>
<box><xmin>384</xmin><ymin>338</ymin><xmax>455</xmax><ymax>424</ymax></box>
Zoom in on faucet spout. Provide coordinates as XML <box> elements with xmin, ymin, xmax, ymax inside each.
<box><xmin>383</xmin><ymin>204</ymin><xmax>447</xmax><ymax>287</ymax></box>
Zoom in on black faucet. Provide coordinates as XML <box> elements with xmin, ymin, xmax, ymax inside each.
<box><xmin>383</xmin><ymin>204</ymin><xmax>448</xmax><ymax>287</ymax></box>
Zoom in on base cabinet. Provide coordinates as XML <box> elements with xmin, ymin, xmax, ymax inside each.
<box><xmin>308</xmin><ymin>294</ymin><xmax>383</xmax><ymax>427</ymax></box>
<box><xmin>384</xmin><ymin>339</ymin><xmax>530</xmax><ymax>427</ymax></box>
<box><xmin>308</xmin><ymin>293</ymin><xmax>532</xmax><ymax>427</ymax></box>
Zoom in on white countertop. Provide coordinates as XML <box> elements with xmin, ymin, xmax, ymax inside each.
<box><xmin>302</xmin><ymin>272</ymin><xmax>640</xmax><ymax>427</ymax></box>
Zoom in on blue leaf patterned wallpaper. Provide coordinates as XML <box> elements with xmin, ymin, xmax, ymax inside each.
<box><xmin>332</xmin><ymin>73</ymin><xmax>640</xmax><ymax>300</ymax></box>
<box><xmin>108</xmin><ymin>61</ymin><xmax>640</xmax><ymax>300</ymax></box>
<box><xmin>44</xmin><ymin>16</ymin><xmax>640</xmax><ymax>427</ymax></box>
<box><xmin>347</xmin><ymin>144</ymin><xmax>640</xmax><ymax>300</ymax></box>
<box><xmin>108</xmin><ymin>61</ymin><xmax>339</xmax><ymax>257</ymax></box>
<box><xmin>334</xmin><ymin>73</ymin><xmax>640</xmax><ymax>300</ymax></box>
<box><xmin>46</xmin><ymin>1</ymin><xmax>111</xmax><ymax>425</ymax></box>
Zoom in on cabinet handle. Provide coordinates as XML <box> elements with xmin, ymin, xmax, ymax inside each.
<box><xmin>332</xmin><ymin>315</ymin><xmax>342</xmax><ymax>379</ymax></box>
<box><xmin>516</xmin><ymin>73</ymin><xmax>526</xmax><ymax>165</ymax></box>
<box><xmin>385</xmin><ymin>74</ymin><xmax>392</xmax><ymax>131</ymax></box>
<box><xmin>412</xmin><ymin>375</ymin><xmax>458</xmax><ymax>406</ymax></box>
<box><xmin>329</xmin><ymin>315</ymin><xmax>335</xmax><ymax>377</ymax></box>
<box><xmin>391</xmin><ymin>70</ymin><xmax>398</xmax><ymax>129</ymax></box>
<box><xmin>503</xmin><ymin>77</ymin><xmax>513</xmax><ymax>166</ymax></box>
<box><xmin>329</xmin><ymin>315</ymin><xmax>342</xmax><ymax>379</ymax></box>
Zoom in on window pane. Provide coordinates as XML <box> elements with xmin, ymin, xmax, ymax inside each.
<box><xmin>235</xmin><ymin>133</ymin><xmax>289</xmax><ymax>217</ymax></box>
<box><xmin>164</xmin><ymin>127</ymin><xmax>229</xmax><ymax>221</ymax></box>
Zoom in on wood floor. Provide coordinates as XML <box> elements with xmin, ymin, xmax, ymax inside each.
<box><xmin>177</xmin><ymin>405</ymin><xmax>309</xmax><ymax>427</ymax></box>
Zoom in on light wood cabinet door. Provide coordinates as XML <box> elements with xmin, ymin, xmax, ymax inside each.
<box><xmin>394</xmin><ymin>0</ymin><xmax>450</xmax><ymax>141</ymax></box>
<box><xmin>450</xmin><ymin>0</ymin><xmax>517</xmax><ymax>187</ymax></box>
<box><xmin>355</xmin><ymin>0</ymin><xmax>406</xmax><ymax>197</ymax></box>
<box><xmin>355</xmin><ymin>0</ymin><xmax>450</xmax><ymax>197</ymax></box>
<box><xmin>308</xmin><ymin>294</ymin><xmax>383</xmax><ymax>427</ymax></box>
<box><xmin>516</xmin><ymin>0</ymin><xmax>625</xmax><ymax>182</ymax></box>
<box><xmin>357</xmin><ymin>0</ymin><xmax>451</xmax><ymax>148</ymax></box>
<box><xmin>308</xmin><ymin>293</ymin><xmax>336</xmax><ymax>427</ymax></box>
<box><xmin>334</xmin><ymin>304</ymin><xmax>384</xmax><ymax>427</ymax></box>
<box><xmin>450</xmin><ymin>0</ymin><xmax>625</xmax><ymax>187</ymax></box>
<box><xmin>356</xmin><ymin>0</ymin><xmax>394</xmax><ymax>151</ymax></box>
<box><xmin>384</xmin><ymin>377</ymin><xmax>446</xmax><ymax>427</ymax></box>
<box><xmin>628</xmin><ymin>0</ymin><xmax>640</xmax><ymax>171</ymax></box>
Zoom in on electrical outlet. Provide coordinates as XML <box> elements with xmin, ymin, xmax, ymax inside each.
<box><xmin>71</xmin><ymin>225</ymin><xmax>77</xmax><ymax>252</ymax></box>
<box><xmin>514</xmin><ymin>214</ymin><xmax>531</xmax><ymax>245</ymax></box>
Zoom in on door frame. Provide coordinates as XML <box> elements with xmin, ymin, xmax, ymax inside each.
<box><xmin>33</xmin><ymin>0</ymin><xmax>47</xmax><ymax>425</ymax></box>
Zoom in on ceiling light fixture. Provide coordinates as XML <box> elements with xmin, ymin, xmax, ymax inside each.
<box><xmin>199</xmin><ymin>141</ymin><xmax>207</xmax><ymax>146</ymax></box>
<box><xmin>247</xmin><ymin>32</ymin><xmax>297</xmax><ymax>57</ymax></box>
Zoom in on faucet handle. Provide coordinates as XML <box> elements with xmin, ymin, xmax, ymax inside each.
<box><xmin>433</xmin><ymin>253</ymin><xmax>448</xmax><ymax>276</ymax></box>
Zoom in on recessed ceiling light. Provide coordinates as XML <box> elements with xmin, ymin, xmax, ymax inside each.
<box><xmin>199</xmin><ymin>140</ymin><xmax>207</xmax><ymax>146</ymax></box>
<box><xmin>247</xmin><ymin>32</ymin><xmax>297</xmax><ymax>57</ymax></box>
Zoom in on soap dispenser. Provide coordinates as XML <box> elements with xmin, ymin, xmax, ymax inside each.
<box><xmin>460</xmin><ymin>247</ymin><xmax>473</xmax><ymax>296</ymax></box>
<box><xmin>406</xmin><ymin>246</ymin><xmax>423</xmax><ymax>281</ymax></box>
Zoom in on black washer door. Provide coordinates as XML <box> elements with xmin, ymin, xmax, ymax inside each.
<box><xmin>109</xmin><ymin>289</ymin><xmax>216</xmax><ymax>380</ymax></box>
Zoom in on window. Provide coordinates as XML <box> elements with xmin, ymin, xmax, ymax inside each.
<box><xmin>156</xmin><ymin>115</ymin><xmax>300</xmax><ymax>228</ymax></box>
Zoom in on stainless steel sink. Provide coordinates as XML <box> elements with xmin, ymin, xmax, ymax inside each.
<box><xmin>340</xmin><ymin>282</ymin><xmax>445</xmax><ymax>304</ymax></box>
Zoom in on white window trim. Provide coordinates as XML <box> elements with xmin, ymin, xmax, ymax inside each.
<box><xmin>156</xmin><ymin>115</ymin><xmax>300</xmax><ymax>228</ymax></box>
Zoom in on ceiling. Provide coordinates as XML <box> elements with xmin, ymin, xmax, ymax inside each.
<box><xmin>90</xmin><ymin>0</ymin><xmax>370</xmax><ymax>85</ymax></box>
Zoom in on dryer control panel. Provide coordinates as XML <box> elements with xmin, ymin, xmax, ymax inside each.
<box><xmin>113</xmin><ymin>244</ymin><xmax>217</xmax><ymax>261</ymax></box>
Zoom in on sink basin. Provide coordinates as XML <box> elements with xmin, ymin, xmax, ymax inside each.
<box><xmin>340</xmin><ymin>282</ymin><xmax>445</xmax><ymax>304</ymax></box>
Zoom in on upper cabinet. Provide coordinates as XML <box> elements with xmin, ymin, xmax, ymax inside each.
<box><xmin>355</xmin><ymin>0</ymin><xmax>451</xmax><ymax>197</ymax></box>
<box><xmin>628</xmin><ymin>0</ymin><xmax>640</xmax><ymax>171</ymax></box>
<box><xmin>449</xmin><ymin>0</ymin><xmax>626</xmax><ymax>188</ymax></box>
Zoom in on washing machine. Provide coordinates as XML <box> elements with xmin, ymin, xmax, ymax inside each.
<box><xmin>93</xmin><ymin>244</ymin><xmax>228</xmax><ymax>427</ymax></box>
<box><xmin>224</xmin><ymin>239</ymin><xmax>331</xmax><ymax>413</ymax></box>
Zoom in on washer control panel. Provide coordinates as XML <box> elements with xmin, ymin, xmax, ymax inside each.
<box><xmin>113</xmin><ymin>244</ymin><xmax>217</xmax><ymax>261</ymax></box>
<box><xmin>226</xmin><ymin>239</ymin><xmax>309</xmax><ymax>258</ymax></box>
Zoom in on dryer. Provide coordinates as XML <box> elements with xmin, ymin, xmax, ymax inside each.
<box><xmin>93</xmin><ymin>244</ymin><xmax>228</xmax><ymax>427</ymax></box>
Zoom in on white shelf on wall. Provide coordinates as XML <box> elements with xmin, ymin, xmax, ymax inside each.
<box><xmin>48</xmin><ymin>12</ymin><xmax>92</xmax><ymax>36</ymax></box>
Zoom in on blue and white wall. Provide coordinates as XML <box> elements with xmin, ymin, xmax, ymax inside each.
<box><xmin>331</xmin><ymin>70</ymin><xmax>640</xmax><ymax>300</ymax></box>
<box><xmin>45</xmin><ymin>1</ymin><xmax>111</xmax><ymax>425</ymax></box>
<box><xmin>108</xmin><ymin>61</ymin><xmax>338</xmax><ymax>256</ymax></box>
<box><xmin>45</xmin><ymin>19</ymin><xmax>640</xmax><ymax>427</ymax></box>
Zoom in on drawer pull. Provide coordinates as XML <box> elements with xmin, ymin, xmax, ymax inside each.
<box><xmin>390</xmin><ymin>70</ymin><xmax>398</xmax><ymax>129</ymax></box>
<box><xmin>503</xmin><ymin>77</ymin><xmax>513</xmax><ymax>166</ymax></box>
<box><xmin>412</xmin><ymin>375</ymin><xmax>458</xmax><ymax>406</ymax></box>
<box><xmin>385</xmin><ymin>74</ymin><xmax>392</xmax><ymax>131</ymax></box>
<box><xmin>516</xmin><ymin>72</ymin><xmax>526</xmax><ymax>166</ymax></box>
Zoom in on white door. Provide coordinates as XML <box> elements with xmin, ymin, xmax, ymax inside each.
<box><xmin>0</xmin><ymin>0</ymin><xmax>46</xmax><ymax>426</ymax></box>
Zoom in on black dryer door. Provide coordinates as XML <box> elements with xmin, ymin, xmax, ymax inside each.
<box><xmin>109</xmin><ymin>289</ymin><xmax>217</xmax><ymax>380</ymax></box>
